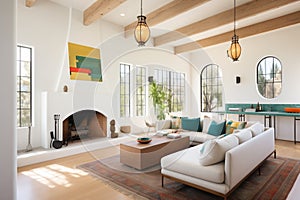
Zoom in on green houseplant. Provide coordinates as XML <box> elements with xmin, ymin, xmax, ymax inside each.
<box><xmin>149</xmin><ymin>81</ymin><xmax>171</xmax><ymax>120</ymax></box>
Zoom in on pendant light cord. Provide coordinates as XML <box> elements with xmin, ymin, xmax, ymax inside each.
<box><xmin>141</xmin><ymin>0</ymin><xmax>143</xmax><ymax>16</ymax></box>
<box><xmin>234</xmin><ymin>0</ymin><xmax>236</xmax><ymax>35</ymax></box>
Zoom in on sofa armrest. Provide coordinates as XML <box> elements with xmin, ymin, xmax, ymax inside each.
<box><xmin>224</xmin><ymin>128</ymin><xmax>275</xmax><ymax>189</ymax></box>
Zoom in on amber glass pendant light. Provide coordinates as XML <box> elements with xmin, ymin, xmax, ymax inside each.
<box><xmin>134</xmin><ymin>0</ymin><xmax>150</xmax><ymax>46</ymax></box>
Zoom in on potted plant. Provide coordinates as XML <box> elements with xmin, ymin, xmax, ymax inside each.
<box><xmin>149</xmin><ymin>81</ymin><xmax>172</xmax><ymax>120</ymax></box>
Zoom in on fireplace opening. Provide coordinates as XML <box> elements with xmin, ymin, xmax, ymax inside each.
<box><xmin>63</xmin><ymin>110</ymin><xmax>107</xmax><ymax>143</ymax></box>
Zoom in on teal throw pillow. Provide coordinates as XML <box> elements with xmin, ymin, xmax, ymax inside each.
<box><xmin>181</xmin><ymin>117</ymin><xmax>201</xmax><ymax>132</ymax></box>
<box><xmin>207</xmin><ymin>120</ymin><xmax>226</xmax><ymax>136</ymax></box>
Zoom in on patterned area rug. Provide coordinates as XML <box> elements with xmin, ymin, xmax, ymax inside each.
<box><xmin>78</xmin><ymin>155</ymin><xmax>300</xmax><ymax>200</ymax></box>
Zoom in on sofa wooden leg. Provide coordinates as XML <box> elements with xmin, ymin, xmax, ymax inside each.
<box><xmin>162</xmin><ymin>175</ymin><xmax>164</xmax><ymax>187</ymax></box>
<box><xmin>274</xmin><ymin>150</ymin><xmax>277</xmax><ymax>159</ymax></box>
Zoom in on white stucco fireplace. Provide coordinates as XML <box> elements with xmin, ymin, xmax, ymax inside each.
<box><xmin>41</xmin><ymin>91</ymin><xmax>111</xmax><ymax>149</ymax></box>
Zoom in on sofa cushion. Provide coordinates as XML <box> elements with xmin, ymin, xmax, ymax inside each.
<box><xmin>245</xmin><ymin>121</ymin><xmax>260</xmax><ymax>128</ymax></box>
<box><xmin>199</xmin><ymin>134</ymin><xmax>239</xmax><ymax>166</ymax></box>
<box><xmin>180</xmin><ymin>131</ymin><xmax>216</xmax><ymax>143</ymax></box>
<box><xmin>248</xmin><ymin>122</ymin><xmax>264</xmax><ymax>137</ymax></box>
<box><xmin>181</xmin><ymin>117</ymin><xmax>201</xmax><ymax>132</ymax></box>
<box><xmin>233</xmin><ymin>128</ymin><xmax>252</xmax><ymax>144</ymax></box>
<box><xmin>156</xmin><ymin>120</ymin><xmax>172</xmax><ymax>130</ymax></box>
<box><xmin>225</xmin><ymin>120</ymin><xmax>247</xmax><ymax>134</ymax></box>
<box><xmin>207</xmin><ymin>120</ymin><xmax>226</xmax><ymax>136</ymax></box>
<box><xmin>161</xmin><ymin>145</ymin><xmax>225</xmax><ymax>183</ymax></box>
<box><xmin>202</xmin><ymin>117</ymin><xmax>212</xmax><ymax>133</ymax></box>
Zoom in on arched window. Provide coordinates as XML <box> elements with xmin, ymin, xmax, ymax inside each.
<box><xmin>201</xmin><ymin>64</ymin><xmax>223</xmax><ymax>112</ymax></box>
<box><xmin>257</xmin><ymin>56</ymin><xmax>282</xmax><ymax>99</ymax></box>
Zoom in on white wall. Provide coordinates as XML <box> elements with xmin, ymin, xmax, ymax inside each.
<box><xmin>190</xmin><ymin>24</ymin><xmax>300</xmax><ymax>140</ymax></box>
<box><xmin>17</xmin><ymin>0</ymin><xmax>300</xmax><ymax>149</ymax></box>
<box><xmin>17</xmin><ymin>0</ymin><xmax>196</xmax><ymax>149</ymax></box>
<box><xmin>193</xmin><ymin>24</ymin><xmax>300</xmax><ymax>103</ymax></box>
<box><xmin>16</xmin><ymin>0</ymin><xmax>124</xmax><ymax>149</ymax></box>
<box><xmin>17</xmin><ymin>0</ymin><xmax>70</xmax><ymax>149</ymax></box>
<box><xmin>0</xmin><ymin>0</ymin><xmax>17</xmax><ymax>199</ymax></box>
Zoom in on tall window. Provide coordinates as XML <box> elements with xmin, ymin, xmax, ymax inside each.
<box><xmin>201</xmin><ymin>64</ymin><xmax>223</xmax><ymax>112</ymax></box>
<box><xmin>120</xmin><ymin>63</ymin><xmax>130</xmax><ymax>117</ymax></box>
<box><xmin>135</xmin><ymin>66</ymin><xmax>146</xmax><ymax>116</ymax></box>
<box><xmin>17</xmin><ymin>45</ymin><xmax>32</xmax><ymax>127</ymax></box>
<box><xmin>154</xmin><ymin>69</ymin><xmax>185</xmax><ymax>112</ymax></box>
<box><xmin>257</xmin><ymin>56</ymin><xmax>282</xmax><ymax>99</ymax></box>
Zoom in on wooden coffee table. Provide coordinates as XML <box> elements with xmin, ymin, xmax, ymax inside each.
<box><xmin>120</xmin><ymin>135</ymin><xmax>189</xmax><ymax>170</ymax></box>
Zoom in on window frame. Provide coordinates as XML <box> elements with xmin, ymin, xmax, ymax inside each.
<box><xmin>120</xmin><ymin>63</ymin><xmax>131</xmax><ymax>117</ymax></box>
<box><xmin>135</xmin><ymin>66</ymin><xmax>146</xmax><ymax>116</ymax></box>
<box><xmin>200</xmin><ymin>64</ymin><xmax>223</xmax><ymax>112</ymax></box>
<box><xmin>17</xmin><ymin>45</ymin><xmax>33</xmax><ymax>127</ymax></box>
<box><xmin>256</xmin><ymin>56</ymin><xmax>282</xmax><ymax>99</ymax></box>
<box><xmin>169</xmin><ymin>71</ymin><xmax>185</xmax><ymax>112</ymax></box>
<box><xmin>154</xmin><ymin>69</ymin><xmax>185</xmax><ymax>113</ymax></box>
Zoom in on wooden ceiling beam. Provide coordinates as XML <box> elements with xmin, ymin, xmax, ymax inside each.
<box><xmin>84</xmin><ymin>0</ymin><xmax>127</xmax><ymax>26</ymax></box>
<box><xmin>174</xmin><ymin>11</ymin><xmax>300</xmax><ymax>54</ymax></box>
<box><xmin>155</xmin><ymin>0</ymin><xmax>298</xmax><ymax>46</ymax></box>
<box><xmin>124</xmin><ymin>0</ymin><xmax>211</xmax><ymax>37</ymax></box>
<box><xmin>25</xmin><ymin>0</ymin><xmax>37</xmax><ymax>7</ymax></box>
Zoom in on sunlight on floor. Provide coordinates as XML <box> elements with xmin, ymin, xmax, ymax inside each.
<box><xmin>21</xmin><ymin>164</ymin><xmax>88</xmax><ymax>188</ymax></box>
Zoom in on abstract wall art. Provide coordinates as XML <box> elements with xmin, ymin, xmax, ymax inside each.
<box><xmin>68</xmin><ymin>42</ymin><xmax>102</xmax><ymax>82</ymax></box>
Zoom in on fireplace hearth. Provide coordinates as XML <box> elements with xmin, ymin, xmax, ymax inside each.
<box><xmin>63</xmin><ymin>110</ymin><xmax>107</xmax><ymax>143</ymax></box>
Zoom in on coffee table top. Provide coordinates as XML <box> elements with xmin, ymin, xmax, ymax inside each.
<box><xmin>120</xmin><ymin>135</ymin><xmax>189</xmax><ymax>150</ymax></box>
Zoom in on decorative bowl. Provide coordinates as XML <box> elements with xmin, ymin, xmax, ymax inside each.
<box><xmin>284</xmin><ymin>107</ymin><xmax>300</xmax><ymax>113</ymax></box>
<box><xmin>137</xmin><ymin>137</ymin><xmax>152</xmax><ymax>144</ymax></box>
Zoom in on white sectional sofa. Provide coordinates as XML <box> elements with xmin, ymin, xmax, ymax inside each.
<box><xmin>156</xmin><ymin>118</ymin><xmax>220</xmax><ymax>143</ymax></box>
<box><xmin>160</xmin><ymin>124</ymin><xmax>276</xmax><ymax>200</ymax></box>
<box><xmin>157</xmin><ymin>117</ymin><xmax>248</xmax><ymax>145</ymax></box>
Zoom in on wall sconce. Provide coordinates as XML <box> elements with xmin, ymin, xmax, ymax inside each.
<box><xmin>236</xmin><ymin>76</ymin><xmax>241</xmax><ymax>84</ymax></box>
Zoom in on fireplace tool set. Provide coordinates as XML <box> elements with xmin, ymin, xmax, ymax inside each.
<box><xmin>50</xmin><ymin>114</ymin><xmax>67</xmax><ymax>149</ymax></box>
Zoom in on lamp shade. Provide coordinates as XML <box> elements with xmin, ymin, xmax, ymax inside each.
<box><xmin>134</xmin><ymin>15</ymin><xmax>150</xmax><ymax>46</ymax></box>
<box><xmin>228</xmin><ymin>35</ymin><xmax>241</xmax><ymax>61</ymax></box>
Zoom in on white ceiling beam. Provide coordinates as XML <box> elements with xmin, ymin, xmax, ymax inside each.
<box><xmin>84</xmin><ymin>0</ymin><xmax>127</xmax><ymax>26</ymax></box>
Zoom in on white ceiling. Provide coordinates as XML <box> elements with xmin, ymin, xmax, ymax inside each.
<box><xmin>48</xmin><ymin>0</ymin><xmax>300</xmax><ymax>47</ymax></box>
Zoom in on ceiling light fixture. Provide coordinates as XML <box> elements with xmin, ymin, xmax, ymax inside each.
<box><xmin>227</xmin><ymin>0</ymin><xmax>241</xmax><ymax>61</ymax></box>
<box><xmin>134</xmin><ymin>0</ymin><xmax>150</xmax><ymax>47</ymax></box>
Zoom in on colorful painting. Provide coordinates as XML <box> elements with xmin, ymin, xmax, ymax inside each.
<box><xmin>68</xmin><ymin>42</ymin><xmax>102</xmax><ymax>82</ymax></box>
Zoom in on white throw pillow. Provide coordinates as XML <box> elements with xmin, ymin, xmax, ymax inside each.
<box><xmin>245</xmin><ymin>121</ymin><xmax>260</xmax><ymax>128</ymax></box>
<box><xmin>199</xmin><ymin>134</ymin><xmax>239</xmax><ymax>166</ymax></box>
<box><xmin>234</xmin><ymin>128</ymin><xmax>252</xmax><ymax>144</ymax></box>
<box><xmin>248</xmin><ymin>122</ymin><xmax>264</xmax><ymax>137</ymax></box>
<box><xmin>156</xmin><ymin>120</ymin><xmax>171</xmax><ymax>130</ymax></box>
<box><xmin>202</xmin><ymin>118</ymin><xmax>212</xmax><ymax>133</ymax></box>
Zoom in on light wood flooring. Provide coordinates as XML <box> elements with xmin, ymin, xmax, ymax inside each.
<box><xmin>17</xmin><ymin>140</ymin><xmax>300</xmax><ymax>200</ymax></box>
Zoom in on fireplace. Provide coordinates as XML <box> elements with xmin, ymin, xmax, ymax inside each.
<box><xmin>63</xmin><ymin>110</ymin><xmax>107</xmax><ymax>143</ymax></box>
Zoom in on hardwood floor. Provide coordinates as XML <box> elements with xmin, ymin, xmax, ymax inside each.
<box><xmin>275</xmin><ymin>140</ymin><xmax>300</xmax><ymax>159</ymax></box>
<box><xmin>17</xmin><ymin>140</ymin><xmax>300</xmax><ymax>200</ymax></box>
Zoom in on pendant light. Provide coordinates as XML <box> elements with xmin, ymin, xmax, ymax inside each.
<box><xmin>227</xmin><ymin>0</ymin><xmax>241</xmax><ymax>61</ymax></box>
<box><xmin>134</xmin><ymin>0</ymin><xmax>150</xmax><ymax>46</ymax></box>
